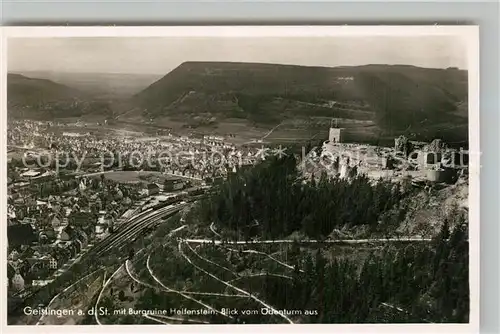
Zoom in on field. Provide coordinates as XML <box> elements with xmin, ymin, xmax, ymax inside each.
<box><xmin>96</xmin><ymin>171</ymin><xmax>166</xmax><ymax>184</ymax></box>
<box><xmin>109</xmin><ymin>117</ymin><xmax>389</xmax><ymax>146</ymax></box>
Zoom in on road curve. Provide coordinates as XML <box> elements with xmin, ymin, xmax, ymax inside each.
<box><xmin>95</xmin><ymin>264</ymin><xmax>124</xmax><ymax>325</ymax></box>
<box><xmin>178</xmin><ymin>240</ymin><xmax>294</xmax><ymax>324</ymax></box>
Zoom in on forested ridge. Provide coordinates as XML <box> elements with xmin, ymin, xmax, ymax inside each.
<box><xmin>196</xmin><ymin>154</ymin><xmax>469</xmax><ymax>323</ymax></box>
<box><xmin>200</xmin><ymin>154</ymin><xmax>407</xmax><ymax>239</ymax></box>
<box><xmin>243</xmin><ymin>220</ymin><xmax>468</xmax><ymax>323</ymax></box>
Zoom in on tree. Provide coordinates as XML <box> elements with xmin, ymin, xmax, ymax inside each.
<box><xmin>128</xmin><ymin>249</ymin><xmax>135</xmax><ymax>260</ymax></box>
<box><xmin>118</xmin><ymin>290</ymin><xmax>125</xmax><ymax>301</ymax></box>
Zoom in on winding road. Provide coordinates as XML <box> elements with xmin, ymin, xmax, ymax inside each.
<box><xmin>185</xmin><ymin>237</ymin><xmax>434</xmax><ymax>245</ymax></box>
<box><xmin>178</xmin><ymin>240</ymin><xmax>295</xmax><ymax>324</ymax></box>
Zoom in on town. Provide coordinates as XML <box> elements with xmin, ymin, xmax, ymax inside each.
<box><xmin>7</xmin><ymin>117</ymin><xmax>470</xmax><ymax>301</ymax></box>
<box><xmin>7</xmin><ymin>119</ymin><xmax>265</xmax><ymax>297</ymax></box>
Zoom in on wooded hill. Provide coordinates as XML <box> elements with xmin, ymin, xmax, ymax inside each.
<box><xmin>7</xmin><ymin>73</ymin><xmax>112</xmax><ymax>120</ymax></box>
<box><xmin>194</xmin><ymin>154</ymin><xmax>469</xmax><ymax>323</ymax></box>
<box><xmin>8</xmin><ymin>63</ymin><xmax>469</xmax><ymax>143</ymax></box>
<box><xmin>132</xmin><ymin>62</ymin><xmax>468</xmax><ymax>142</ymax></box>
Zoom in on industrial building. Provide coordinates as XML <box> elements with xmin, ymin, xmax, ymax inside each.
<box><xmin>140</xmin><ymin>183</ymin><xmax>160</xmax><ymax>197</ymax></box>
<box><xmin>164</xmin><ymin>177</ymin><xmax>185</xmax><ymax>192</ymax></box>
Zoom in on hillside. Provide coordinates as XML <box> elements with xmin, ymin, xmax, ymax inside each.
<box><xmin>7</xmin><ymin>73</ymin><xmax>113</xmax><ymax>120</ymax></box>
<box><xmin>8</xmin><ymin>73</ymin><xmax>78</xmax><ymax>106</ymax></box>
<box><xmin>13</xmin><ymin>71</ymin><xmax>161</xmax><ymax>98</ymax></box>
<box><xmin>8</xmin><ymin>63</ymin><xmax>469</xmax><ymax>144</ymax></box>
<box><xmin>131</xmin><ymin>62</ymin><xmax>468</xmax><ymax>143</ymax></box>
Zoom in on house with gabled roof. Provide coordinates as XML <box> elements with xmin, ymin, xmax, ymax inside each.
<box><xmin>50</xmin><ymin>215</ymin><xmax>62</xmax><ymax>229</ymax></box>
<box><xmin>11</xmin><ymin>273</ymin><xmax>25</xmax><ymax>292</ymax></box>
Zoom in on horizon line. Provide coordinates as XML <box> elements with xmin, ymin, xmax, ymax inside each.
<box><xmin>7</xmin><ymin>61</ymin><xmax>468</xmax><ymax>77</ymax></box>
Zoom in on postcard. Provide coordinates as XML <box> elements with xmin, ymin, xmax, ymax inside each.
<box><xmin>1</xmin><ymin>26</ymin><xmax>479</xmax><ymax>333</ymax></box>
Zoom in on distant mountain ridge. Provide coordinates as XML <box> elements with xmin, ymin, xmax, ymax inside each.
<box><xmin>130</xmin><ymin>61</ymin><xmax>468</xmax><ymax>142</ymax></box>
<box><xmin>7</xmin><ymin>73</ymin><xmax>79</xmax><ymax>106</ymax></box>
<box><xmin>7</xmin><ymin>62</ymin><xmax>468</xmax><ymax>143</ymax></box>
<box><xmin>11</xmin><ymin>71</ymin><xmax>161</xmax><ymax>98</ymax></box>
<box><xmin>7</xmin><ymin>73</ymin><xmax>112</xmax><ymax>120</ymax></box>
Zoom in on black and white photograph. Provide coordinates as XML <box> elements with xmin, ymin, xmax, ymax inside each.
<box><xmin>2</xmin><ymin>26</ymin><xmax>479</xmax><ymax>331</ymax></box>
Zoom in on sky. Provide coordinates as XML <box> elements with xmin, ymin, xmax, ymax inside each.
<box><xmin>8</xmin><ymin>36</ymin><xmax>468</xmax><ymax>75</ymax></box>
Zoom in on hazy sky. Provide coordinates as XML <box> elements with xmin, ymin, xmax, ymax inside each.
<box><xmin>8</xmin><ymin>36</ymin><xmax>467</xmax><ymax>74</ymax></box>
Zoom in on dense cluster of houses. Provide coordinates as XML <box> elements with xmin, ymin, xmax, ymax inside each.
<box><xmin>7</xmin><ymin>216</ymin><xmax>90</xmax><ymax>292</ymax></box>
<box><xmin>6</xmin><ymin>174</ymin><xmax>141</xmax><ymax>294</ymax></box>
<box><xmin>6</xmin><ymin>120</ymin><xmax>271</xmax><ymax>296</ymax></box>
<box><xmin>157</xmin><ymin>135</ymin><xmax>259</xmax><ymax>180</ymax></box>
<box><xmin>8</xmin><ymin>120</ymin><xmax>263</xmax><ymax>181</ymax></box>
<box><xmin>7</xmin><ymin>120</ymin><xmax>53</xmax><ymax>149</ymax></box>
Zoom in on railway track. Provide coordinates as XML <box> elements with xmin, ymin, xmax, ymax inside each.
<box><xmin>14</xmin><ymin>203</ymin><xmax>187</xmax><ymax>324</ymax></box>
<box><xmin>94</xmin><ymin>204</ymin><xmax>187</xmax><ymax>257</ymax></box>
